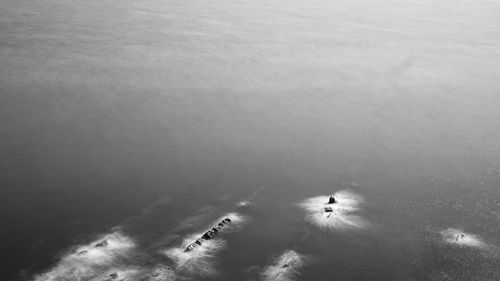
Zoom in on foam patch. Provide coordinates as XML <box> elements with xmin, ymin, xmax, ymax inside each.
<box><xmin>441</xmin><ymin>228</ymin><xmax>485</xmax><ymax>248</ymax></box>
<box><xmin>236</xmin><ymin>186</ymin><xmax>267</xmax><ymax>208</ymax></box>
<box><xmin>33</xmin><ymin>232</ymin><xmax>135</xmax><ymax>281</ymax></box>
<box><xmin>164</xmin><ymin>213</ymin><xmax>245</xmax><ymax>277</ymax></box>
<box><xmin>89</xmin><ymin>268</ymin><xmax>142</xmax><ymax>281</ymax></box>
<box><xmin>261</xmin><ymin>250</ymin><xmax>304</xmax><ymax>281</ymax></box>
<box><xmin>146</xmin><ymin>265</ymin><xmax>177</xmax><ymax>281</ymax></box>
<box><xmin>299</xmin><ymin>191</ymin><xmax>369</xmax><ymax>230</ymax></box>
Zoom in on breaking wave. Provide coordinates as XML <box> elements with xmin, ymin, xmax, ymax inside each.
<box><xmin>88</xmin><ymin>265</ymin><xmax>176</xmax><ymax>281</ymax></box>
<box><xmin>31</xmin><ymin>199</ymin><xmax>251</xmax><ymax>280</ymax></box>
<box><xmin>440</xmin><ymin>228</ymin><xmax>486</xmax><ymax>248</ymax></box>
<box><xmin>299</xmin><ymin>190</ymin><xmax>368</xmax><ymax>230</ymax></box>
<box><xmin>33</xmin><ymin>232</ymin><xmax>135</xmax><ymax>281</ymax></box>
<box><xmin>164</xmin><ymin>213</ymin><xmax>245</xmax><ymax>277</ymax></box>
<box><xmin>88</xmin><ymin>268</ymin><xmax>142</xmax><ymax>281</ymax></box>
<box><xmin>261</xmin><ymin>250</ymin><xmax>304</xmax><ymax>281</ymax></box>
<box><xmin>165</xmin><ymin>235</ymin><xmax>226</xmax><ymax>277</ymax></box>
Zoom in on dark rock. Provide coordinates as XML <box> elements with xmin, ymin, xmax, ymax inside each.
<box><xmin>103</xmin><ymin>272</ymin><xmax>118</xmax><ymax>280</ymax></box>
<box><xmin>94</xmin><ymin>239</ymin><xmax>108</xmax><ymax>248</ymax></box>
<box><xmin>184</xmin><ymin>243</ymin><xmax>197</xmax><ymax>252</ymax></box>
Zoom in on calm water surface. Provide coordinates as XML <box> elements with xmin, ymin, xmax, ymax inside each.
<box><xmin>1</xmin><ymin>0</ymin><xmax>500</xmax><ymax>280</ymax></box>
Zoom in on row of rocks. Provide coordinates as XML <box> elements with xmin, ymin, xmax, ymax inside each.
<box><xmin>184</xmin><ymin>217</ymin><xmax>232</xmax><ymax>252</ymax></box>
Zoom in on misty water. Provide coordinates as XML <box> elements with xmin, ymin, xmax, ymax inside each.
<box><xmin>1</xmin><ymin>0</ymin><xmax>500</xmax><ymax>280</ymax></box>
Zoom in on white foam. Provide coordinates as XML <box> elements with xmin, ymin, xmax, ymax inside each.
<box><xmin>165</xmin><ymin>235</ymin><xmax>226</xmax><ymax>277</ymax></box>
<box><xmin>236</xmin><ymin>186</ymin><xmax>267</xmax><ymax>208</ymax></box>
<box><xmin>236</xmin><ymin>200</ymin><xmax>252</xmax><ymax>207</ymax></box>
<box><xmin>87</xmin><ymin>264</ymin><xmax>177</xmax><ymax>281</ymax></box>
<box><xmin>89</xmin><ymin>268</ymin><xmax>142</xmax><ymax>281</ymax></box>
<box><xmin>441</xmin><ymin>228</ymin><xmax>485</xmax><ymax>248</ymax></box>
<box><xmin>299</xmin><ymin>191</ymin><xmax>368</xmax><ymax>230</ymax></box>
<box><xmin>172</xmin><ymin>205</ymin><xmax>217</xmax><ymax>233</ymax></box>
<box><xmin>164</xmin><ymin>213</ymin><xmax>245</xmax><ymax>277</ymax></box>
<box><xmin>33</xmin><ymin>232</ymin><xmax>135</xmax><ymax>281</ymax></box>
<box><xmin>224</xmin><ymin>212</ymin><xmax>245</xmax><ymax>225</ymax></box>
<box><xmin>147</xmin><ymin>265</ymin><xmax>177</xmax><ymax>281</ymax></box>
<box><xmin>261</xmin><ymin>250</ymin><xmax>304</xmax><ymax>281</ymax></box>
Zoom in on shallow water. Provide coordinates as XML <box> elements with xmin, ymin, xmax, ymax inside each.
<box><xmin>1</xmin><ymin>0</ymin><xmax>500</xmax><ymax>280</ymax></box>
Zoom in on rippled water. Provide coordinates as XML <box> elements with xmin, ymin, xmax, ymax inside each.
<box><xmin>1</xmin><ymin>0</ymin><xmax>500</xmax><ymax>280</ymax></box>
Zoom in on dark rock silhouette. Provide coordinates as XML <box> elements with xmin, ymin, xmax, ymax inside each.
<box><xmin>184</xmin><ymin>217</ymin><xmax>232</xmax><ymax>252</ymax></box>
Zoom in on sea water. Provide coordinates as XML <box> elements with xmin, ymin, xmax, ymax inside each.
<box><xmin>1</xmin><ymin>0</ymin><xmax>499</xmax><ymax>280</ymax></box>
